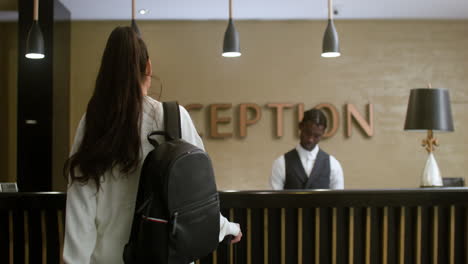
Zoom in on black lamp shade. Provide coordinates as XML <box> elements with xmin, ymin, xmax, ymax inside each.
<box><xmin>131</xmin><ymin>19</ymin><xmax>141</xmax><ymax>37</ymax></box>
<box><xmin>25</xmin><ymin>21</ymin><xmax>45</xmax><ymax>59</ymax></box>
<box><xmin>404</xmin><ymin>88</ymin><xmax>454</xmax><ymax>132</ymax></box>
<box><xmin>222</xmin><ymin>19</ymin><xmax>241</xmax><ymax>57</ymax></box>
<box><xmin>322</xmin><ymin>19</ymin><xmax>340</xmax><ymax>57</ymax></box>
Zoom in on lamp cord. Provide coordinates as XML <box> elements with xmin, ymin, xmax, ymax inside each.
<box><xmin>132</xmin><ymin>0</ymin><xmax>136</xmax><ymax>20</ymax></box>
<box><xmin>328</xmin><ymin>0</ymin><xmax>333</xmax><ymax>20</ymax></box>
<box><xmin>34</xmin><ymin>0</ymin><xmax>39</xmax><ymax>21</ymax></box>
<box><xmin>229</xmin><ymin>0</ymin><xmax>232</xmax><ymax>19</ymax></box>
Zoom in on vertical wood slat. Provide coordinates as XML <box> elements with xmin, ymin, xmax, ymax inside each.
<box><xmin>399</xmin><ymin>207</ymin><xmax>405</xmax><ymax>264</ymax></box>
<box><xmin>452</xmin><ymin>206</ymin><xmax>464</xmax><ymax>264</ymax></box>
<box><xmin>263</xmin><ymin>208</ymin><xmax>268</xmax><ymax>264</ymax></box>
<box><xmin>281</xmin><ymin>208</ymin><xmax>285</xmax><ymax>264</ymax></box>
<box><xmin>315</xmin><ymin>208</ymin><xmax>320</xmax><ymax>264</ymax></box>
<box><xmin>8</xmin><ymin>211</ymin><xmax>14</xmax><ymax>264</ymax></box>
<box><xmin>40</xmin><ymin>210</ymin><xmax>47</xmax><ymax>264</ymax></box>
<box><xmin>466</xmin><ymin>207</ymin><xmax>468</xmax><ymax>264</ymax></box>
<box><xmin>348</xmin><ymin>207</ymin><xmax>354</xmax><ymax>264</ymax></box>
<box><xmin>24</xmin><ymin>211</ymin><xmax>29</xmax><ymax>264</ymax></box>
<box><xmin>247</xmin><ymin>208</ymin><xmax>251</xmax><ymax>264</ymax></box>
<box><xmin>465</xmin><ymin>207</ymin><xmax>468</xmax><ymax>263</ymax></box>
<box><xmin>416</xmin><ymin>206</ymin><xmax>421</xmax><ymax>264</ymax></box>
<box><xmin>433</xmin><ymin>206</ymin><xmax>438</xmax><ymax>264</ymax></box>
<box><xmin>212</xmin><ymin>250</ymin><xmax>217</xmax><ymax>264</ymax></box>
<box><xmin>57</xmin><ymin>210</ymin><xmax>64</xmax><ymax>264</ymax></box>
<box><xmin>382</xmin><ymin>207</ymin><xmax>388</xmax><ymax>264</ymax></box>
<box><xmin>297</xmin><ymin>208</ymin><xmax>303</xmax><ymax>264</ymax></box>
<box><xmin>332</xmin><ymin>208</ymin><xmax>336</xmax><ymax>264</ymax></box>
<box><xmin>449</xmin><ymin>206</ymin><xmax>455</xmax><ymax>264</ymax></box>
<box><xmin>365</xmin><ymin>207</ymin><xmax>371</xmax><ymax>264</ymax></box>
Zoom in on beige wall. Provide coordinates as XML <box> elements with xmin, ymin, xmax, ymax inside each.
<box><xmin>0</xmin><ymin>22</ymin><xmax>17</xmax><ymax>183</ymax></box>
<box><xmin>68</xmin><ymin>20</ymin><xmax>468</xmax><ymax>191</ymax></box>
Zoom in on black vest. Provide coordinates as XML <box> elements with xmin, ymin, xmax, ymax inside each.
<box><xmin>284</xmin><ymin>148</ymin><xmax>331</xmax><ymax>189</ymax></box>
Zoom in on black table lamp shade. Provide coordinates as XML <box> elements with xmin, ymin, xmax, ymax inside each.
<box><xmin>404</xmin><ymin>88</ymin><xmax>454</xmax><ymax>132</ymax></box>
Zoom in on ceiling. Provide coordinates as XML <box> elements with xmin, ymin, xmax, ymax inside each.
<box><xmin>2</xmin><ymin>0</ymin><xmax>468</xmax><ymax>21</ymax></box>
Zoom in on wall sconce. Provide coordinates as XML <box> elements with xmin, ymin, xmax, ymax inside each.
<box><xmin>25</xmin><ymin>0</ymin><xmax>45</xmax><ymax>59</ymax></box>
<box><xmin>404</xmin><ymin>86</ymin><xmax>454</xmax><ymax>187</ymax></box>
<box><xmin>222</xmin><ymin>0</ymin><xmax>241</xmax><ymax>57</ymax></box>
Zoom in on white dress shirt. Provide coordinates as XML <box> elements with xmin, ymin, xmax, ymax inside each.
<box><xmin>64</xmin><ymin>96</ymin><xmax>240</xmax><ymax>264</ymax></box>
<box><xmin>270</xmin><ymin>144</ymin><xmax>344</xmax><ymax>190</ymax></box>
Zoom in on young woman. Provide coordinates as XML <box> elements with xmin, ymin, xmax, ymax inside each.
<box><xmin>63</xmin><ymin>26</ymin><xmax>241</xmax><ymax>263</ymax></box>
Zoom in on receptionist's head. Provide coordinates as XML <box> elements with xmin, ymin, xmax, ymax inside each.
<box><xmin>299</xmin><ymin>109</ymin><xmax>327</xmax><ymax>151</ymax></box>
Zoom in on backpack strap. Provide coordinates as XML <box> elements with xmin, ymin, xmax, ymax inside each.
<box><xmin>163</xmin><ymin>101</ymin><xmax>182</xmax><ymax>140</ymax></box>
<box><xmin>126</xmin><ymin>101</ymin><xmax>181</xmax><ymax>260</ymax></box>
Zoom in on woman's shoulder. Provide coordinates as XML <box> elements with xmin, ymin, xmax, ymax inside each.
<box><xmin>143</xmin><ymin>95</ymin><xmax>162</xmax><ymax>107</ymax></box>
<box><xmin>143</xmin><ymin>96</ymin><xmax>162</xmax><ymax>114</ymax></box>
<box><xmin>143</xmin><ymin>97</ymin><xmax>193</xmax><ymax>124</ymax></box>
<box><xmin>178</xmin><ymin>104</ymin><xmax>191</xmax><ymax>120</ymax></box>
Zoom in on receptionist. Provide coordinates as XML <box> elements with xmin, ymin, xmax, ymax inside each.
<box><xmin>270</xmin><ymin>108</ymin><xmax>344</xmax><ymax>190</ymax></box>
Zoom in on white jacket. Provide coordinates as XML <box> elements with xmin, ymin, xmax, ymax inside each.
<box><xmin>64</xmin><ymin>96</ymin><xmax>239</xmax><ymax>264</ymax></box>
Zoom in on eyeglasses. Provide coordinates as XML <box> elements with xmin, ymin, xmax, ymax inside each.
<box><xmin>149</xmin><ymin>75</ymin><xmax>164</xmax><ymax>101</ymax></box>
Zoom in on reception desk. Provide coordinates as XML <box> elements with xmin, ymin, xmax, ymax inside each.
<box><xmin>1</xmin><ymin>188</ymin><xmax>467</xmax><ymax>263</ymax></box>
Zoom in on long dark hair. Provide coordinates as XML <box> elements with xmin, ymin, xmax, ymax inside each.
<box><xmin>64</xmin><ymin>27</ymin><xmax>149</xmax><ymax>190</ymax></box>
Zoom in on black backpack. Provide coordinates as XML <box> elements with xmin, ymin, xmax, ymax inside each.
<box><xmin>123</xmin><ymin>102</ymin><xmax>220</xmax><ymax>264</ymax></box>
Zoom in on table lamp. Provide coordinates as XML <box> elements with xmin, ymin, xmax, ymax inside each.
<box><xmin>404</xmin><ymin>87</ymin><xmax>454</xmax><ymax>187</ymax></box>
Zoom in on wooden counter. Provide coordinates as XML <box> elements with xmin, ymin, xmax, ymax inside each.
<box><xmin>1</xmin><ymin>188</ymin><xmax>467</xmax><ymax>263</ymax></box>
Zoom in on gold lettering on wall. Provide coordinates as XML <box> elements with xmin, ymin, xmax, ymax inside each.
<box><xmin>346</xmin><ymin>103</ymin><xmax>374</xmax><ymax>137</ymax></box>
<box><xmin>267</xmin><ymin>103</ymin><xmax>294</xmax><ymax>137</ymax></box>
<box><xmin>297</xmin><ymin>103</ymin><xmax>304</xmax><ymax>123</ymax></box>
<box><xmin>184</xmin><ymin>102</ymin><xmax>374</xmax><ymax>139</ymax></box>
<box><xmin>239</xmin><ymin>103</ymin><xmax>262</xmax><ymax>137</ymax></box>
<box><xmin>315</xmin><ymin>103</ymin><xmax>339</xmax><ymax>139</ymax></box>
<box><xmin>185</xmin><ymin>103</ymin><xmax>203</xmax><ymax>112</ymax></box>
<box><xmin>210</xmin><ymin>104</ymin><xmax>233</xmax><ymax>138</ymax></box>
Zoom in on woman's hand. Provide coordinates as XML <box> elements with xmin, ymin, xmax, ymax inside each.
<box><xmin>231</xmin><ymin>224</ymin><xmax>242</xmax><ymax>244</ymax></box>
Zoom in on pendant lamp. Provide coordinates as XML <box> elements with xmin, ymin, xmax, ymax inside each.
<box><xmin>25</xmin><ymin>0</ymin><xmax>45</xmax><ymax>59</ymax></box>
<box><xmin>131</xmin><ymin>0</ymin><xmax>141</xmax><ymax>36</ymax></box>
<box><xmin>321</xmin><ymin>0</ymin><xmax>340</xmax><ymax>58</ymax></box>
<box><xmin>222</xmin><ymin>0</ymin><xmax>241</xmax><ymax>57</ymax></box>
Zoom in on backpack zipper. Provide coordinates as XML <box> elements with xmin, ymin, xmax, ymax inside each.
<box><xmin>171</xmin><ymin>195</ymin><xmax>219</xmax><ymax>236</ymax></box>
<box><xmin>172</xmin><ymin>194</ymin><xmax>218</xmax><ymax>215</ymax></box>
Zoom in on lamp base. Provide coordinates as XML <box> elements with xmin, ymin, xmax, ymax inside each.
<box><xmin>421</xmin><ymin>153</ymin><xmax>443</xmax><ymax>187</ymax></box>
